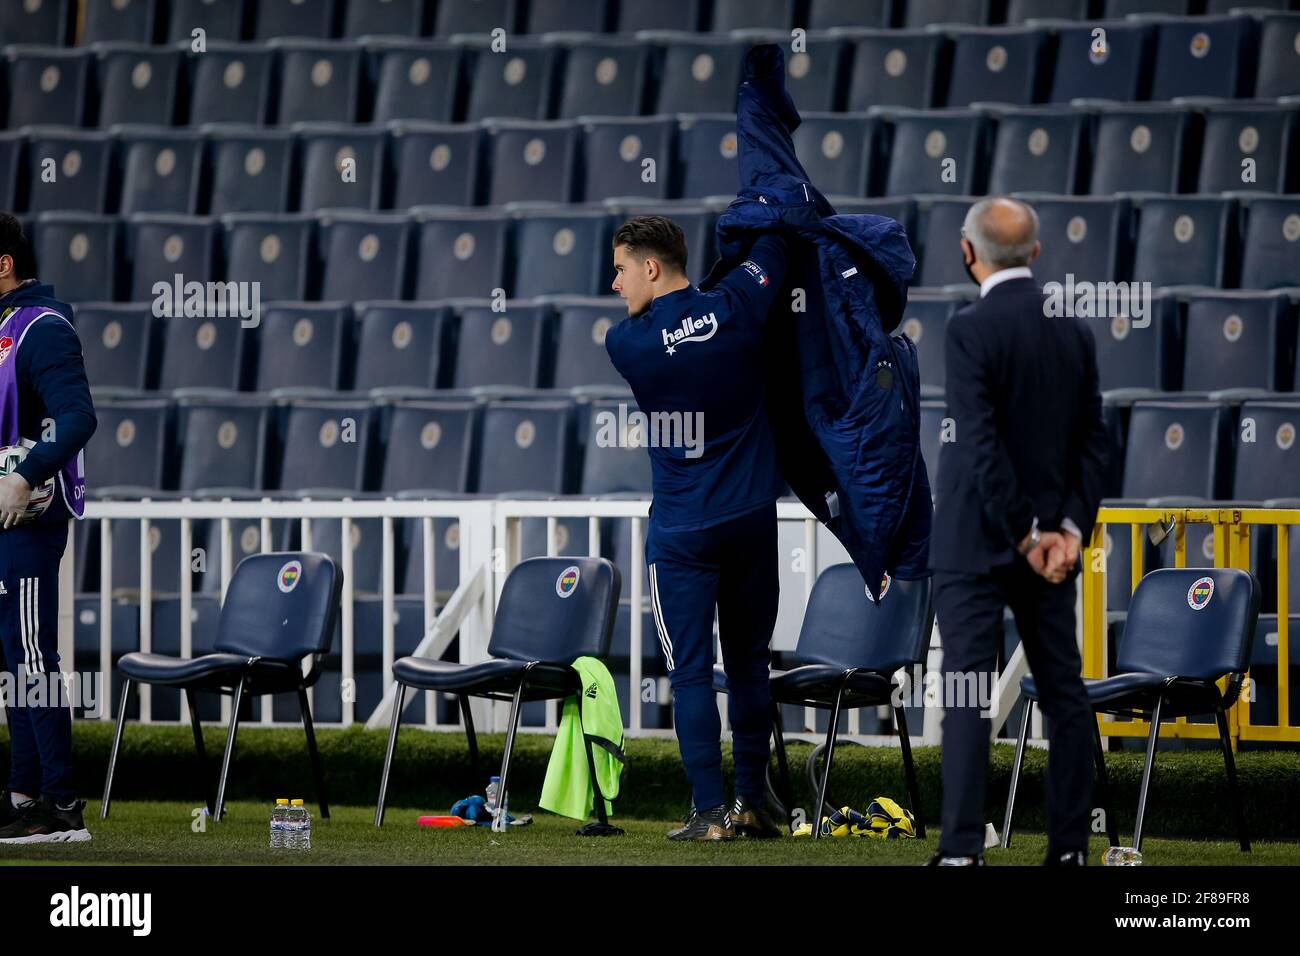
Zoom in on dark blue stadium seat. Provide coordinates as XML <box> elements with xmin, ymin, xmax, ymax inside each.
<box><xmin>1014</xmin><ymin>193</ymin><xmax>1129</xmax><ymax>285</ymax></box>
<box><xmin>484</xmin><ymin>118</ymin><xmax>578</xmax><ymax>204</ymax></box>
<box><xmin>1090</xmin><ymin>105</ymin><xmax>1192</xmax><ymax>195</ymax></box>
<box><xmin>781</xmin><ymin>33</ymin><xmax>848</xmax><ymax>113</ymax></box>
<box><xmin>711</xmin><ymin>0</ymin><xmax>793</xmax><ymax>30</ymax></box>
<box><xmin>82</xmin><ymin>0</ymin><xmax>155</xmax><ymax>44</ymax></box>
<box><xmin>412</xmin><ymin>207</ymin><xmax>509</xmax><ymax>299</ymax></box>
<box><xmin>204</xmin><ymin>125</ymin><xmax>293</xmax><ymax>214</ymax></box>
<box><xmin>842</xmin><ymin>28</ymin><xmax>947</xmax><ymax>111</ymax></box>
<box><xmin>221</xmin><ymin>212</ymin><xmax>316</xmax><ymax>302</ymax></box>
<box><xmin>176</xmin><ymin>394</ymin><xmax>271</xmax><ymax>492</ymax></box>
<box><xmin>1105</xmin><ymin>0</ymin><xmax>1191</xmax><ymax>14</ymax></box>
<box><xmin>3</xmin><ymin>46</ymin><xmax>88</xmax><ymax>127</ymax></box>
<box><xmin>388</xmin><ymin>121</ymin><xmax>482</xmax><ymax>207</ymax></box>
<box><xmin>1006</xmin><ymin>0</ymin><xmax>1089</xmax><ymax>22</ymax></box>
<box><xmin>1119</xmin><ymin>400</ymin><xmax>1233</xmax><ymax>500</ymax></box>
<box><xmin>0</xmin><ymin>0</ymin><xmax>72</xmax><ymax>45</ymax></box>
<box><xmin>254</xmin><ymin>302</ymin><xmax>350</xmax><ymax>392</ymax></box>
<box><xmin>398</xmin><ymin>512</ymin><xmax>462</xmax><ymax>596</ymax></box>
<box><xmin>676</xmin><ymin>114</ymin><xmax>738</xmax><ymax>199</ymax></box>
<box><xmin>1234</xmin><ymin>403</ymin><xmax>1300</xmax><ymax>501</ymax></box>
<box><xmin>86</xmin><ymin>397</ymin><xmax>170</xmax><ymax>491</ymax></box>
<box><xmin>32</xmin><ymin>211</ymin><xmax>121</xmax><ymax>303</ymax></box>
<box><xmin>945</xmin><ymin>26</ymin><xmax>1048</xmax><ymax>108</ymax></box>
<box><xmin>905</xmin><ymin>0</ymin><xmax>989</xmax><ymax>27</ymax></box>
<box><xmin>914</xmin><ymin>195</ymin><xmax>975</xmax><ymax>287</ymax></box>
<box><xmin>651</xmin><ymin>33</ymin><xmax>744</xmax><ymax>114</ymax></box>
<box><xmin>116</xmin><ymin>126</ymin><xmax>202</xmax><ymax>216</ymax></box>
<box><xmin>1256</xmin><ymin>12</ymin><xmax>1300</xmax><ymax>99</ymax></box>
<box><xmin>295</xmin><ymin>123</ymin><xmax>386</xmax><ymax>211</ymax></box>
<box><xmin>877</xmin><ymin>109</ymin><xmax>988</xmax><ymax>198</ymax></box>
<box><xmin>317</xmin><ymin>211</ymin><xmax>413</xmax><ymax>301</ymax></box>
<box><xmin>94</xmin><ymin>43</ymin><xmax>180</xmax><ymax>126</ymax></box>
<box><xmin>186</xmin><ymin>43</ymin><xmax>274</xmax><ymax>126</ymax></box>
<box><xmin>167</xmin><ymin>0</ymin><xmax>245</xmax><ymax>42</ymax></box>
<box><xmin>452</xmin><ymin>300</ymin><xmax>553</xmax><ymax>389</ymax></box>
<box><xmin>271</xmin><ymin>39</ymin><xmax>363</xmax><ymax>125</ymax></box>
<box><xmin>1197</xmin><ymin>103</ymin><xmax>1298</xmax><ymax>195</ymax></box>
<box><xmin>1181</xmin><ymin>290</ymin><xmax>1297</xmax><ymax>393</ymax></box>
<box><xmin>807</xmin><ymin>0</ymin><xmax>890</xmax><ymax>29</ymax></box>
<box><xmin>380</xmin><ymin>399</ymin><xmax>480</xmax><ymax>492</ymax></box>
<box><xmin>510</xmin><ymin>206</ymin><xmax>610</xmax><ymax>298</ymax></box>
<box><xmin>127</xmin><ymin>213</ymin><xmax>218</xmax><ymax>301</ymax></box>
<box><xmin>465</xmin><ymin>37</ymin><xmax>558</xmax><ymax>121</ymax></box>
<box><xmin>275</xmin><ymin>398</ymin><xmax>372</xmax><ymax>492</ymax></box>
<box><xmin>253</xmin><ymin>0</ymin><xmax>336</xmax><ymax>40</ymax></box>
<box><xmin>918</xmin><ymin>399</ymin><xmax>944</xmax><ymax>485</ymax></box>
<box><xmin>899</xmin><ymin>292</ymin><xmax>964</xmax><ymax>397</ymax></box>
<box><xmin>831</xmin><ymin>196</ymin><xmax>916</xmax><ymax>238</ymax></box>
<box><xmin>580</xmin><ymin>398</ymin><xmax>651</xmax><ymax>492</ymax></box>
<box><xmin>986</xmin><ymin>106</ymin><xmax>1086</xmax><ymax>196</ymax></box>
<box><xmin>76</xmin><ymin>302</ymin><xmax>154</xmax><ymax>392</ymax></box>
<box><xmin>525</xmin><ymin>0</ymin><xmax>611</xmax><ymax>33</ymax></box>
<box><xmin>1239</xmin><ymin>195</ymin><xmax>1300</xmax><ymax>290</ymax></box>
<box><xmin>434</xmin><ymin>0</ymin><xmax>517</xmax><ymax>34</ymax></box>
<box><xmin>550</xmin><ymin>297</ymin><xmax>626</xmax><ymax>389</ymax></box>
<box><xmin>23</xmin><ymin>128</ymin><xmax>112</xmax><ymax>213</ymax></box>
<box><xmin>1149</xmin><ymin>15</ymin><xmax>1257</xmax><ymax>101</ymax></box>
<box><xmin>792</xmin><ymin>113</ymin><xmax>872</xmax><ymax>198</ymax></box>
<box><xmin>354</xmin><ymin>303</ymin><xmax>454</xmax><ymax>391</ymax></box>
<box><xmin>0</xmin><ymin>132</ymin><xmax>18</xmax><ymax>211</ymax></box>
<box><xmin>1048</xmin><ymin>20</ymin><xmax>1154</xmax><ymax>104</ymax></box>
<box><xmin>344</xmin><ymin>0</ymin><xmax>427</xmax><ymax>38</ymax></box>
<box><xmin>156</xmin><ymin>311</ymin><xmax>252</xmax><ymax>392</ymax></box>
<box><xmin>1130</xmin><ymin>196</ymin><xmax>1234</xmax><ymax>289</ymax></box>
<box><xmin>1089</xmin><ymin>289</ymin><xmax>1181</xmax><ymax>394</ymax></box>
<box><xmin>368</xmin><ymin>39</ymin><xmax>463</xmax><ymax>124</ymax></box>
<box><xmin>191</xmin><ymin>504</ymin><xmax>287</xmax><ymax>593</ymax></box>
<box><xmin>476</xmin><ymin>399</ymin><xmax>575</xmax><ymax>493</ymax></box>
<box><xmin>556</xmin><ymin>36</ymin><xmax>652</xmax><ymax>118</ymax></box>
<box><xmin>579</xmin><ymin>116</ymin><xmax>675</xmax><ymax>201</ymax></box>
<box><xmin>604</xmin><ymin>199</ymin><xmax>718</xmax><ymax>283</ymax></box>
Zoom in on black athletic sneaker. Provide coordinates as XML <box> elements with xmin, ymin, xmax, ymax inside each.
<box><xmin>730</xmin><ymin>795</ymin><xmax>784</xmax><ymax>838</ymax></box>
<box><xmin>0</xmin><ymin>792</ymin><xmax>28</xmax><ymax>829</ymax></box>
<box><xmin>0</xmin><ymin>796</ymin><xmax>91</xmax><ymax>844</ymax></box>
<box><xmin>924</xmin><ymin>851</ymin><xmax>985</xmax><ymax>866</ymax></box>
<box><xmin>666</xmin><ymin>805</ymin><xmax>735</xmax><ymax>842</ymax></box>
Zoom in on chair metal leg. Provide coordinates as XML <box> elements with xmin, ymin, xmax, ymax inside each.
<box><xmin>1132</xmin><ymin>693</ymin><xmax>1164</xmax><ymax>853</ymax></box>
<box><xmin>298</xmin><ymin>686</ymin><xmax>329</xmax><ymax>820</ymax></box>
<box><xmin>1093</xmin><ymin>717</ymin><xmax>1119</xmax><ymax>848</ymax></box>
<box><xmin>460</xmin><ymin>694</ymin><xmax>481</xmax><ymax>783</ymax></box>
<box><xmin>812</xmin><ymin>679</ymin><xmax>848</xmax><ymax>841</ymax></box>
<box><xmin>770</xmin><ymin>703</ymin><xmax>795</xmax><ymax>830</ymax></box>
<box><xmin>213</xmin><ymin>675</ymin><xmax>246</xmax><ymax>824</ymax></box>
<box><xmin>1002</xmin><ymin>698</ymin><xmax>1033</xmax><ymax>849</ymax></box>
<box><xmin>492</xmin><ymin>678</ymin><xmax>528</xmax><ymax>833</ymax></box>
<box><xmin>1214</xmin><ymin>703</ymin><xmax>1250</xmax><ymax>853</ymax></box>
<box><xmin>185</xmin><ymin>688</ymin><xmax>215</xmax><ymax>818</ymax></box>
<box><xmin>374</xmin><ymin>682</ymin><xmax>407</xmax><ymax>827</ymax></box>
<box><xmin>100</xmin><ymin>678</ymin><xmax>133</xmax><ymax>820</ymax></box>
<box><xmin>893</xmin><ymin>705</ymin><xmax>926</xmax><ymax>840</ymax></box>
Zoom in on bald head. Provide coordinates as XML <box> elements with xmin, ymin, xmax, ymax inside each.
<box><xmin>961</xmin><ymin>196</ymin><xmax>1040</xmax><ymax>280</ymax></box>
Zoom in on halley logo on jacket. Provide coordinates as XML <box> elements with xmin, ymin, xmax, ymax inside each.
<box><xmin>662</xmin><ymin>313</ymin><xmax>718</xmax><ymax>355</ymax></box>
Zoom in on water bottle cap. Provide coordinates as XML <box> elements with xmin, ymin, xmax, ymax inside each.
<box><xmin>277</xmin><ymin>798</ymin><xmax>290</xmax><ymax>804</ymax></box>
<box><xmin>490</xmin><ymin>776</ymin><xmax>500</xmax><ymax>783</ymax></box>
<box><xmin>291</xmin><ymin>799</ymin><xmax>305</xmax><ymax>805</ymax></box>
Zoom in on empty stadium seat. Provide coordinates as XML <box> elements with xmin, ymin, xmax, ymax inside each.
<box><xmin>116</xmin><ymin>126</ymin><xmax>203</xmax><ymax>216</ymax></box>
<box><xmin>343</xmin><ymin>0</ymin><xmax>426</xmax><ymax>38</ymax></box>
<box><xmin>1197</xmin><ymin>103</ymin><xmax>1298</xmax><ymax>195</ymax></box>
<box><xmin>556</xmin><ymin>36</ymin><xmax>653</xmax><ymax>118</ymax></box>
<box><xmin>1006</xmin><ymin>0</ymin><xmax>1089</xmax><ymax>22</ymax></box>
<box><xmin>780</xmin><ymin>32</ymin><xmax>849</xmax><ymax>114</ymax></box>
<box><xmin>0</xmin><ymin>0</ymin><xmax>72</xmax><ymax>45</ymax></box>
<box><xmin>1048</xmin><ymin>20</ymin><xmax>1154</xmax><ymax>104</ymax></box>
<box><xmin>476</xmin><ymin>399</ymin><xmax>575</xmax><ymax>493</ymax></box>
<box><xmin>127</xmin><ymin>213</ymin><xmax>218</xmax><ymax>302</ymax></box>
<box><xmin>254</xmin><ymin>302</ymin><xmax>350</xmax><ymax>392</ymax></box>
<box><xmin>253</xmin><ymin>0</ymin><xmax>336</xmax><ymax>40</ymax></box>
<box><xmin>945</xmin><ymin>26</ymin><xmax>1048</xmax><ymax>108</ymax></box>
<box><xmin>32</xmin><ymin>211</ymin><xmax>121</xmax><ymax>303</ymax></box>
<box><xmin>580</xmin><ymin>398</ymin><xmax>652</xmax><ymax>492</ymax></box>
<box><xmin>899</xmin><ymin>292</ymin><xmax>964</xmax><ymax>397</ymax></box>
<box><xmin>1239</xmin><ymin>195</ymin><xmax>1300</xmax><ymax>290</ymax></box>
<box><xmin>483</xmin><ymin>118</ymin><xmax>578</xmax><ymax>204</ymax></box>
<box><xmin>86</xmin><ymin>397</ymin><xmax>170</xmax><ymax>491</ymax></box>
<box><xmin>877</xmin><ymin>109</ymin><xmax>988</xmax><ymax>198</ymax></box>
<box><xmin>82</xmin><ymin>0</ymin><xmax>156</xmax><ymax>45</ymax></box>
<box><xmin>368</xmin><ymin>39</ymin><xmax>463</xmax><ymax>124</ymax></box>
<box><xmin>1089</xmin><ymin>289</ymin><xmax>1181</xmax><ymax>394</ymax></box>
<box><xmin>903</xmin><ymin>0</ymin><xmax>989</xmax><ymax>28</ymax></box>
<box><xmin>527</xmin><ymin>0</ymin><xmax>611</xmax><ymax>33</ymax></box>
<box><xmin>832</xmin><ymin>196</ymin><xmax>916</xmax><ymax>237</ymax></box>
<box><xmin>1105</xmin><ymin>0</ymin><xmax>1191</xmax><ymax>14</ymax></box>
<box><xmin>186</xmin><ymin>43</ymin><xmax>274</xmax><ymax>126</ymax></box>
<box><xmin>914</xmin><ymin>195</ymin><xmax>975</xmax><ymax>288</ymax></box>
<box><xmin>1181</xmin><ymin>290</ymin><xmax>1297</xmax><ymax>393</ymax></box>
<box><xmin>579</xmin><ymin>116</ymin><xmax>675</xmax><ymax>202</ymax></box>
<box><xmin>295</xmin><ymin>123</ymin><xmax>386</xmax><ymax>211</ymax></box>
<box><xmin>465</xmin><ymin>37</ymin><xmax>559</xmax><ymax>121</ymax></box>
<box><xmin>412</xmin><ymin>207</ymin><xmax>508</xmax><ymax>299</ymax></box>
<box><xmin>272</xmin><ymin>39</ymin><xmax>363</xmax><ymax>125</ymax></box>
<box><xmin>156</xmin><ymin>311</ymin><xmax>252</xmax><ymax>392</ymax></box>
<box><xmin>510</xmin><ymin>206</ymin><xmax>610</xmax><ymax>298</ymax></box>
<box><xmin>353</xmin><ymin>302</ymin><xmax>454</xmax><ymax>391</ymax></box>
<box><xmin>221</xmin><ymin>212</ymin><xmax>316</xmax><ymax>302</ymax></box>
<box><xmin>275</xmin><ymin>398</ymin><xmax>372</xmax><ymax>492</ymax></box>
<box><xmin>1130</xmin><ymin>196</ymin><xmax>1234</xmax><ymax>289</ymax></box>
<box><xmin>379</xmin><ymin>399</ymin><xmax>480</xmax><ymax>492</ymax></box>
<box><xmin>167</xmin><ymin>0</ymin><xmax>245</xmax><ymax>43</ymax></box>
<box><xmin>0</xmin><ymin>132</ymin><xmax>18</xmax><ymax>211</ymax></box>
<box><xmin>452</xmin><ymin>300</ymin><xmax>553</xmax><ymax>389</ymax></box>
<box><xmin>676</xmin><ymin>114</ymin><xmax>739</xmax><ymax>199</ymax></box>
<box><xmin>317</xmin><ymin>211</ymin><xmax>413</xmax><ymax>301</ymax></box>
<box><xmin>549</xmin><ymin>296</ymin><xmax>626</xmax><ymax>389</ymax></box>
<box><xmin>807</xmin><ymin>0</ymin><xmax>889</xmax><ymax>30</ymax></box>
<box><xmin>76</xmin><ymin>302</ymin><xmax>153</xmax><ymax>392</ymax></box>
<box><xmin>1149</xmin><ymin>15</ymin><xmax>1257</xmax><ymax>101</ymax></box>
<box><xmin>435</xmin><ymin>0</ymin><xmax>516</xmax><ymax>34</ymax></box>
<box><xmin>176</xmin><ymin>394</ymin><xmax>271</xmax><ymax>492</ymax></box>
<box><xmin>1014</xmin><ymin>193</ymin><xmax>1129</xmax><ymax>285</ymax></box>
<box><xmin>397</xmin><ymin>513</ymin><xmax>463</xmax><ymax>598</ymax></box>
<box><xmin>651</xmin><ymin>33</ymin><xmax>744</xmax><ymax>114</ymax></box>
<box><xmin>1234</xmin><ymin>401</ymin><xmax>1300</xmax><ymax>501</ymax></box>
<box><xmin>204</xmin><ymin>125</ymin><xmax>294</xmax><ymax>214</ymax></box>
<box><xmin>791</xmin><ymin>113</ymin><xmax>872</xmax><ymax>198</ymax></box>
<box><xmin>842</xmin><ymin>28</ymin><xmax>947</xmax><ymax>111</ymax></box>
<box><xmin>711</xmin><ymin>0</ymin><xmax>793</xmax><ymax>31</ymax></box>
<box><xmin>1256</xmin><ymin>12</ymin><xmax>1300</xmax><ymax>99</ymax></box>
<box><xmin>388</xmin><ymin>121</ymin><xmax>481</xmax><ymax>207</ymax></box>
<box><xmin>1090</xmin><ymin>105</ymin><xmax>1193</xmax><ymax>196</ymax></box>
<box><xmin>23</xmin><ymin>127</ymin><xmax>112</xmax><ymax>213</ymax></box>
<box><xmin>3</xmin><ymin>46</ymin><xmax>89</xmax><ymax>127</ymax></box>
<box><xmin>94</xmin><ymin>43</ymin><xmax>181</xmax><ymax>126</ymax></box>
<box><xmin>1119</xmin><ymin>400</ymin><xmax>1233</xmax><ymax>500</ymax></box>
<box><xmin>986</xmin><ymin>106</ymin><xmax>1087</xmax><ymax>196</ymax></box>
<box><xmin>605</xmin><ymin>198</ymin><xmax>718</xmax><ymax>283</ymax></box>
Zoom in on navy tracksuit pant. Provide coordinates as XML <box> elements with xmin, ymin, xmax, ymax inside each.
<box><xmin>0</xmin><ymin>521</ymin><xmax>75</xmax><ymax>803</ymax></box>
<box><xmin>646</xmin><ymin>502</ymin><xmax>779</xmax><ymax>812</ymax></box>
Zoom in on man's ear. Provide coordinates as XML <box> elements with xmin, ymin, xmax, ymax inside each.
<box><xmin>960</xmin><ymin>238</ymin><xmax>975</xmax><ymax>266</ymax></box>
<box><xmin>0</xmin><ymin>254</ymin><xmax>11</xmax><ymax>281</ymax></box>
<box><xmin>645</xmin><ymin>256</ymin><xmax>661</xmax><ymax>282</ymax></box>
<box><xmin>1028</xmin><ymin>240</ymin><xmax>1041</xmax><ymax>266</ymax></box>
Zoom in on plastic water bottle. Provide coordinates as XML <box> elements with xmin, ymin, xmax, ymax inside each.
<box><xmin>286</xmin><ymin>798</ymin><xmax>312</xmax><ymax>851</ymax></box>
<box><xmin>486</xmin><ymin>776</ymin><xmax>501</xmax><ymax>813</ymax></box>
<box><xmin>1103</xmin><ymin>846</ymin><xmax>1143</xmax><ymax>866</ymax></box>
<box><xmin>269</xmin><ymin>798</ymin><xmax>289</xmax><ymax>850</ymax></box>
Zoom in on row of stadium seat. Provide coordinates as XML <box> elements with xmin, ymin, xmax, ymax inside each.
<box><xmin>6</xmin><ymin>0</ymin><xmax>1298</xmax><ymax>46</ymax></box>
<box><xmin>22</xmin><ymin>191</ymin><xmax>1300</xmax><ymax>307</ymax></box>
<box><xmin>6</xmin><ymin>14</ymin><xmax>1300</xmax><ymax>130</ymax></box>
<box><xmin>5</xmin><ymin>103</ymin><xmax>1299</xmax><ymax>221</ymax></box>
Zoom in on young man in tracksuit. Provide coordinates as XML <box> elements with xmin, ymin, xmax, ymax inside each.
<box><xmin>605</xmin><ymin>216</ymin><xmax>787</xmax><ymax>841</ymax></box>
<box><xmin>0</xmin><ymin>213</ymin><xmax>96</xmax><ymax>843</ymax></box>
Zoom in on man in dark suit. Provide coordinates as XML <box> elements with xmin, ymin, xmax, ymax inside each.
<box><xmin>927</xmin><ymin>197</ymin><xmax>1109</xmax><ymax>866</ymax></box>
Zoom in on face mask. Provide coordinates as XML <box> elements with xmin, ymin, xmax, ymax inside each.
<box><xmin>961</xmin><ymin>243</ymin><xmax>979</xmax><ymax>286</ymax></box>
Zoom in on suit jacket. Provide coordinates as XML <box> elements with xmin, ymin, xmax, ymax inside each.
<box><xmin>929</xmin><ymin>276</ymin><xmax>1109</xmax><ymax>575</ymax></box>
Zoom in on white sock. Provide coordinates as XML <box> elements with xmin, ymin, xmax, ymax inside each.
<box><xmin>10</xmin><ymin>791</ymin><xmax>32</xmax><ymax>808</ymax></box>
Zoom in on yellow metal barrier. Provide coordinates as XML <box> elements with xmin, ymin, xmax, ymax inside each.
<box><xmin>1085</xmin><ymin>507</ymin><xmax>1298</xmax><ymax>746</ymax></box>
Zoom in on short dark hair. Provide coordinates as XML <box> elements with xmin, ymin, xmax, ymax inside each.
<box><xmin>0</xmin><ymin>213</ymin><xmax>35</xmax><ymax>281</ymax></box>
<box><xmin>613</xmin><ymin>216</ymin><xmax>688</xmax><ymax>276</ymax></box>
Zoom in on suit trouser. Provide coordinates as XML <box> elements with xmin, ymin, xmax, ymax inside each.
<box><xmin>934</xmin><ymin>560</ymin><xmax>1094</xmax><ymax>856</ymax></box>
<box><xmin>645</xmin><ymin>503</ymin><xmax>779</xmax><ymax>812</ymax></box>
<box><xmin>0</xmin><ymin>520</ymin><xmax>74</xmax><ymax>803</ymax></box>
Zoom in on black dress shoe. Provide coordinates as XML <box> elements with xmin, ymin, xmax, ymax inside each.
<box><xmin>924</xmin><ymin>851</ymin><xmax>985</xmax><ymax>866</ymax></box>
<box><xmin>1043</xmin><ymin>849</ymin><xmax>1087</xmax><ymax>866</ymax></box>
